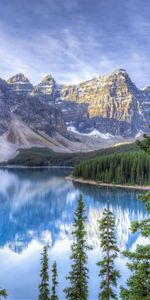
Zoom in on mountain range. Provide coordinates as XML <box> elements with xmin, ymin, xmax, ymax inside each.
<box><xmin>0</xmin><ymin>68</ymin><xmax>150</xmax><ymax>162</ymax></box>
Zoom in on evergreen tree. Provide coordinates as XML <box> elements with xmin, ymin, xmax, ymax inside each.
<box><xmin>0</xmin><ymin>290</ymin><xmax>7</xmax><ymax>299</ymax></box>
<box><xmin>97</xmin><ymin>207</ymin><xmax>120</xmax><ymax>300</ymax></box>
<box><xmin>73</xmin><ymin>150</ymin><xmax>150</xmax><ymax>185</ymax></box>
<box><xmin>64</xmin><ymin>194</ymin><xmax>89</xmax><ymax>300</ymax></box>
<box><xmin>120</xmin><ymin>133</ymin><xmax>150</xmax><ymax>299</ymax></box>
<box><xmin>50</xmin><ymin>261</ymin><xmax>58</xmax><ymax>300</ymax></box>
<box><xmin>39</xmin><ymin>246</ymin><xmax>50</xmax><ymax>300</ymax></box>
<box><xmin>137</xmin><ymin>133</ymin><xmax>150</xmax><ymax>154</ymax></box>
<box><xmin>120</xmin><ymin>244</ymin><xmax>150</xmax><ymax>300</ymax></box>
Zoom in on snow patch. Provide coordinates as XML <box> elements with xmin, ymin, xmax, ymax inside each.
<box><xmin>135</xmin><ymin>130</ymin><xmax>144</xmax><ymax>139</ymax></box>
<box><xmin>67</xmin><ymin>127</ymin><xmax>115</xmax><ymax>139</ymax></box>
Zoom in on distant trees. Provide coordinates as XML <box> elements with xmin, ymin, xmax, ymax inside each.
<box><xmin>0</xmin><ymin>290</ymin><xmax>7</xmax><ymax>299</ymax></box>
<box><xmin>50</xmin><ymin>261</ymin><xmax>58</xmax><ymax>300</ymax></box>
<box><xmin>64</xmin><ymin>194</ymin><xmax>90</xmax><ymax>300</ymax></box>
<box><xmin>97</xmin><ymin>207</ymin><xmax>120</xmax><ymax>300</ymax></box>
<box><xmin>73</xmin><ymin>150</ymin><xmax>150</xmax><ymax>185</ymax></box>
<box><xmin>39</xmin><ymin>246</ymin><xmax>50</xmax><ymax>300</ymax></box>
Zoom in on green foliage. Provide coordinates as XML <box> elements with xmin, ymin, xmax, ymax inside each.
<box><xmin>120</xmin><ymin>132</ymin><xmax>150</xmax><ymax>299</ymax></box>
<box><xmin>0</xmin><ymin>290</ymin><xmax>7</xmax><ymax>299</ymax></box>
<box><xmin>50</xmin><ymin>261</ymin><xmax>58</xmax><ymax>300</ymax></box>
<box><xmin>64</xmin><ymin>194</ymin><xmax>89</xmax><ymax>300</ymax></box>
<box><xmin>98</xmin><ymin>208</ymin><xmax>120</xmax><ymax>300</ymax></box>
<box><xmin>120</xmin><ymin>190</ymin><xmax>150</xmax><ymax>299</ymax></box>
<box><xmin>131</xmin><ymin>191</ymin><xmax>150</xmax><ymax>237</ymax></box>
<box><xmin>5</xmin><ymin>142</ymin><xmax>137</xmax><ymax>167</ymax></box>
<box><xmin>120</xmin><ymin>245</ymin><xmax>150</xmax><ymax>300</ymax></box>
<box><xmin>38</xmin><ymin>246</ymin><xmax>50</xmax><ymax>300</ymax></box>
<box><xmin>137</xmin><ymin>134</ymin><xmax>150</xmax><ymax>154</ymax></box>
<box><xmin>73</xmin><ymin>150</ymin><xmax>150</xmax><ymax>185</ymax></box>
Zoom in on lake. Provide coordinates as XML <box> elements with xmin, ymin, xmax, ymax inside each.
<box><xmin>0</xmin><ymin>167</ymin><xmax>147</xmax><ymax>300</ymax></box>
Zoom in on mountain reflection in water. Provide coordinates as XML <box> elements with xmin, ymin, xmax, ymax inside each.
<box><xmin>0</xmin><ymin>168</ymin><xmax>147</xmax><ymax>300</ymax></box>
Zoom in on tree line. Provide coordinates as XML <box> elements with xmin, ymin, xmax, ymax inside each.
<box><xmin>73</xmin><ymin>150</ymin><xmax>150</xmax><ymax>185</ymax></box>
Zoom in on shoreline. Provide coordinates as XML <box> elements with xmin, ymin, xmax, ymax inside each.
<box><xmin>66</xmin><ymin>176</ymin><xmax>150</xmax><ymax>191</ymax></box>
<box><xmin>0</xmin><ymin>165</ymin><xmax>73</xmax><ymax>169</ymax></box>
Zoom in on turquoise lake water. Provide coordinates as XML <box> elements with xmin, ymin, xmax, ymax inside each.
<box><xmin>0</xmin><ymin>167</ymin><xmax>147</xmax><ymax>300</ymax></box>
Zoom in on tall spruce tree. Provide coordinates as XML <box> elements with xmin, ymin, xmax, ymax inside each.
<box><xmin>97</xmin><ymin>207</ymin><xmax>120</xmax><ymax>300</ymax></box>
<box><xmin>64</xmin><ymin>194</ymin><xmax>89</xmax><ymax>300</ymax></box>
<box><xmin>38</xmin><ymin>246</ymin><xmax>50</xmax><ymax>300</ymax></box>
<box><xmin>0</xmin><ymin>290</ymin><xmax>7</xmax><ymax>299</ymax></box>
<box><xmin>120</xmin><ymin>132</ymin><xmax>150</xmax><ymax>299</ymax></box>
<box><xmin>120</xmin><ymin>191</ymin><xmax>150</xmax><ymax>300</ymax></box>
<box><xmin>50</xmin><ymin>261</ymin><xmax>58</xmax><ymax>300</ymax></box>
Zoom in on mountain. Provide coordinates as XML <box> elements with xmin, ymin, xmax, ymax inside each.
<box><xmin>41</xmin><ymin>69</ymin><xmax>150</xmax><ymax>137</ymax></box>
<box><xmin>0</xmin><ymin>75</ymin><xmax>67</xmax><ymax>137</ymax></box>
<box><xmin>31</xmin><ymin>68</ymin><xmax>150</xmax><ymax>137</ymax></box>
<box><xmin>0</xmin><ymin>69</ymin><xmax>149</xmax><ymax>162</ymax></box>
<box><xmin>7</xmin><ymin>73</ymin><xmax>33</xmax><ymax>94</ymax></box>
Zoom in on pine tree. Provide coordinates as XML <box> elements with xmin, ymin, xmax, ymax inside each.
<box><xmin>64</xmin><ymin>194</ymin><xmax>89</xmax><ymax>300</ymax></box>
<box><xmin>137</xmin><ymin>133</ymin><xmax>150</xmax><ymax>154</ymax></box>
<box><xmin>38</xmin><ymin>246</ymin><xmax>50</xmax><ymax>300</ymax></box>
<box><xmin>97</xmin><ymin>207</ymin><xmax>120</xmax><ymax>300</ymax></box>
<box><xmin>120</xmin><ymin>191</ymin><xmax>150</xmax><ymax>300</ymax></box>
<box><xmin>73</xmin><ymin>150</ymin><xmax>150</xmax><ymax>185</ymax></box>
<box><xmin>120</xmin><ymin>244</ymin><xmax>150</xmax><ymax>300</ymax></box>
<box><xmin>120</xmin><ymin>133</ymin><xmax>150</xmax><ymax>299</ymax></box>
<box><xmin>0</xmin><ymin>290</ymin><xmax>7</xmax><ymax>299</ymax></box>
<box><xmin>50</xmin><ymin>261</ymin><xmax>58</xmax><ymax>300</ymax></box>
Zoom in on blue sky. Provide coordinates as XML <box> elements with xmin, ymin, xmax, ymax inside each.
<box><xmin>0</xmin><ymin>0</ymin><xmax>150</xmax><ymax>87</ymax></box>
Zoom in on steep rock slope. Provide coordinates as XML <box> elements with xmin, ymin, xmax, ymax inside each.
<box><xmin>0</xmin><ymin>68</ymin><xmax>150</xmax><ymax>162</ymax></box>
<box><xmin>0</xmin><ymin>75</ymin><xmax>67</xmax><ymax>137</ymax></box>
<box><xmin>7</xmin><ymin>73</ymin><xmax>33</xmax><ymax>94</ymax></box>
<box><xmin>58</xmin><ymin>69</ymin><xmax>150</xmax><ymax>136</ymax></box>
<box><xmin>31</xmin><ymin>69</ymin><xmax>150</xmax><ymax>137</ymax></box>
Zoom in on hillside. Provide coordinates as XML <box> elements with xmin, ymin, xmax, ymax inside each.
<box><xmin>5</xmin><ymin>142</ymin><xmax>138</xmax><ymax>167</ymax></box>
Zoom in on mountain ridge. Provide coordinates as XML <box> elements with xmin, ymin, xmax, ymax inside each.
<box><xmin>0</xmin><ymin>68</ymin><xmax>150</xmax><ymax>162</ymax></box>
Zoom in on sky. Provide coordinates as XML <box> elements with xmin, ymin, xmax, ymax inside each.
<box><xmin>0</xmin><ymin>0</ymin><xmax>150</xmax><ymax>87</ymax></box>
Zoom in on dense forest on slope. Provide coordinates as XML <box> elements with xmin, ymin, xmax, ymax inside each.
<box><xmin>73</xmin><ymin>150</ymin><xmax>150</xmax><ymax>185</ymax></box>
<box><xmin>3</xmin><ymin>143</ymin><xmax>138</xmax><ymax>167</ymax></box>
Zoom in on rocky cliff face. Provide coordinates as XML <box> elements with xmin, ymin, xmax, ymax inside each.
<box><xmin>7</xmin><ymin>73</ymin><xmax>33</xmax><ymax>94</ymax></box>
<box><xmin>0</xmin><ymin>76</ymin><xmax>67</xmax><ymax>137</ymax></box>
<box><xmin>0</xmin><ymin>69</ymin><xmax>150</xmax><ymax>141</ymax></box>
<box><xmin>58</xmin><ymin>69</ymin><xmax>149</xmax><ymax>136</ymax></box>
<box><xmin>31</xmin><ymin>69</ymin><xmax>150</xmax><ymax>137</ymax></box>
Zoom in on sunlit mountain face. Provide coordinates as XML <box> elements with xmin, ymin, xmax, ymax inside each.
<box><xmin>0</xmin><ymin>168</ymin><xmax>148</xmax><ymax>299</ymax></box>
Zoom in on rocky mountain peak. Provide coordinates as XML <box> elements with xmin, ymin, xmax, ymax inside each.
<box><xmin>143</xmin><ymin>86</ymin><xmax>150</xmax><ymax>93</ymax></box>
<box><xmin>41</xmin><ymin>74</ymin><xmax>55</xmax><ymax>84</ymax></box>
<box><xmin>7</xmin><ymin>73</ymin><xmax>30</xmax><ymax>84</ymax></box>
<box><xmin>108</xmin><ymin>68</ymin><xmax>135</xmax><ymax>86</ymax></box>
<box><xmin>0</xmin><ymin>78</ymin><xmax>8</xmax><ymax>88</ymax></box>
<box><xmin>7</xmin><ymin>73</ymin><xmax>33</xmax><ymax>94</ymax></box>
<box><xmin>34</xmin><ymin>74</ymin><xmax>56</xmax><ymax>97</ymax></box>
<box><xmin>111</xmin><ymin>68</ymin><xmax>128</xmax><ymax>76</ymax></box>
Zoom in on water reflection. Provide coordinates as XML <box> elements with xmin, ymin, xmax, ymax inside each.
<box><xmin>0</xmin><ymin>168</ymin><xmax>147</xmax><ymax>300</ymax></box>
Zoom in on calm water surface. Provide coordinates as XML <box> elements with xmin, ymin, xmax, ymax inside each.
<box><xmin>0</xmin><ymin>168</ymin><xmax>147</xmax><ymax>300</ymax></box>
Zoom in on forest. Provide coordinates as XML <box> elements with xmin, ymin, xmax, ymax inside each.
<box><xmin>73</xmin><ymin>150</ymin><xmax>150</xmax><ymax>185</ymax></box>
